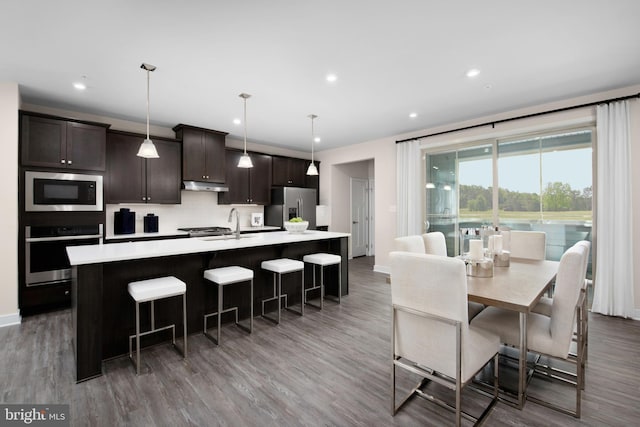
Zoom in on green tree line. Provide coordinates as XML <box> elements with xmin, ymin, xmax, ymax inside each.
<box><xmin>460</xmin><ymin>182</ymin><xmax>592</xmax><ymax>211</ymax></box>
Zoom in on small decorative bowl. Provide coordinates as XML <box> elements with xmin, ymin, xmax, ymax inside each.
<box><xmin>284</xmin><ymin>221</ymin><xmax>309</xmax><ymax>233</ymax></box>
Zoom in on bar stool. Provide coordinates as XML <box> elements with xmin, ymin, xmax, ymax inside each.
<box><xmin>128</xmin><ymin>276</ymin><xmax>187</xmax><ymax>375</ymax></box>
<box><xmin>261</xmin><ymin>258</ymin><xmax>305</xmax><ymax>324</ymax></box>
<box><xmin>203</xmin><ymin>266</ymin><xmax>253</xmax><ymax>345</ymax></box>
<box><xmin>303</xmin><ymin>253</ymin><xmax>342</xmax><ymax>309</ymax></box>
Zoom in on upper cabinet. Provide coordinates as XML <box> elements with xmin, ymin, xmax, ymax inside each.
<box><xmin>218</xmin><ymin>150</ymin><xmax>272</xmax><ymax>205</ymax></box>
<box><xmin>106</xmin><ymin>130</ymin><xmax>182</xmax><ymax>204</ymax></box>
<box><xmin>20</xmin><ymin>112</ymin><xmax>109</xmax><ymax>171</ymax></box>
<box><xmin>272</xmin><ymin>156</ymin><xmax>307</xmax><ymax>187</ymax></box>
<box><xmin>173</xmin><ymin>124</ymin><xmax>227</xmax><ymax>183</ymax></box>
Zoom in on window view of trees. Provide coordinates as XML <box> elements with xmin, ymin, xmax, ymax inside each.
<box><xmin>460</xmin><ymin>183</ymin><xmax>592</xmax><ymax>213</ymax></box>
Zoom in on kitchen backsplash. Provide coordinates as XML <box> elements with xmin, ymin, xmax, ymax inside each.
<box><xmin>105</xmin><ymin>191</ymin><xmax>263</xmax><ymax>237</ymax></box>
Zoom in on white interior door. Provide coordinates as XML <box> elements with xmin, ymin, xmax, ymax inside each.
<box><xmin>351</xmin><ymin>178</ymin><xmax>368</xmax><ymax>257</ymax></box>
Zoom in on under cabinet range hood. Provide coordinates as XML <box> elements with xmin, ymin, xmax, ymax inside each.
<box><xmin>182</xmin><ymin>181</ymin><xmax>229</xmax><ymax>192</ymax></box>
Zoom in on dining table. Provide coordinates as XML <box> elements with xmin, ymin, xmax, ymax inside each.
<box><xmin>466</xmin><ymin>257</ymin><xmax>559</xmax><ymax>409</ymax></box>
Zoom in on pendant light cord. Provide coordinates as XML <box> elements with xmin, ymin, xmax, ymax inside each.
<box><xmin>146</xmin><ymin>69</ymin><xmax>150</xmax><ymax>140</ymax></box>
<box><xmin>243</xmin><ymin>96</ymin><xmax>248</xmax><ymax>154</ymax></box>
<box><xmin>311</xmin><ymin>116</ymin><xmax>315</xmax><ymax>162</ymax></box>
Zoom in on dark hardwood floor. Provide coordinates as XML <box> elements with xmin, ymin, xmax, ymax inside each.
<box><xmin>2</xmin><ymin>256</ymin><xmax>639</xmax><ymax>426</ymax></box>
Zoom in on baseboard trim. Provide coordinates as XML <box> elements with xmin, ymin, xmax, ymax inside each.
<box><xmin>373</xmin><ymin>264</ymin><xmax>390</xmax><ymax>275</ymax></box>
<box><xmin>0</xmin><ymin>312</ymin><xmax>21</xmax><ymax>328</ymax></box>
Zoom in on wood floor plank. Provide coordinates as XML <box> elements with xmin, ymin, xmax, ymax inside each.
<box><xmin>1</xmin><ymin>256</ymin><xmax>639</xmax><ymax>426</ymax></box>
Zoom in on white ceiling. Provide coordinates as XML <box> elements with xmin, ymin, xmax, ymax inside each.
<box><xmin>2</xmin><ymin>1</ymin><xmax>639</xmax><ymax>151</ymax></box>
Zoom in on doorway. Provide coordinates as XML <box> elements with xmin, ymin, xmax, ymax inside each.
<box><xmin>351</xmin><ymin>178</ymin><xmax>369</xmax><ymax>257</ymax></box>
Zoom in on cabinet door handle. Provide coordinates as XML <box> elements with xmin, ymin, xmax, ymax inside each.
<box><xmin>142</xmin><ymin>197</ymin><xmax>146</xmax><ymax>201</ymax></box>
<box><xmin>64</xmin><ymin>290</ymin><xmax>70</xmax><ymax>295</ymax></box>
<box><xmin>60</xmin><ymin>159</ymin><xmax>66</xmax><ymax>164</ymax></box>
<box><xmin>147</xmin><ymin>197</ymin><xmax>151</xmax><ymax>201</ymax></box>
<box><xmin>67</xmin><ymin>160</ymin><xmax>73</xmax><ymax>165</ymax></box>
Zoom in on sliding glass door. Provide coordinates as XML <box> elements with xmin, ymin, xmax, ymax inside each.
<box><xmin>424</xmin><ymin>128</ymin><xmax>593</xmax><ymax>270</ymax></box>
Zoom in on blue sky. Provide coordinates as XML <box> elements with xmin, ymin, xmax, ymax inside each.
<box><xmin>459</xmin><ymin>148</ymin><xmax>592</xmax><ymax>194</ymax></box>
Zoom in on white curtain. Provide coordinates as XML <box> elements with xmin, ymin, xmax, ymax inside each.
<box><xmin>592</xmin><ymin>100</ymin><xmax>635</xmax><ymax>318</ymax></box>
<box><xmin>396</xmin><ymin>139</ymin><xmax>422</xmax><ymax>236</ymax></box>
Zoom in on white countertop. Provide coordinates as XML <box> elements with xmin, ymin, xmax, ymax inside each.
<box><xmin>68</xmin><ymin>230</ymin><xmax>349</xmax><ymax>266</ymax></box>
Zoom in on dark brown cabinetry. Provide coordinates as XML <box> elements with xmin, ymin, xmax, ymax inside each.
<box><xmin>272</xmin><ymin>156</ymin><xmax>307</xmax><ymax>186</ymax></box>
<box><xmin>173</xmin><ymin>124</ymin><xmax>227</xmax><ymax>183</ymax></box>
<box><xmin>218</xmin><ymin>150</ymin><xmax>272</xmax><ymax>205</ymax></box>
<box><xmin>20</xmin><ymin>112</ymin><xmax>108</xmax><ymax>171</ymax></box>
<box><xmin>106</xmin><ymin>130</ymin><xmax>181</xmax><ymax>204</ymax></box>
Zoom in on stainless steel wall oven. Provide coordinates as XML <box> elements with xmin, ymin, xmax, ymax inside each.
<box><xmin>25</xmin><ymin>224</ymin><xmax>103</xmax><ymax>287</ymax></box>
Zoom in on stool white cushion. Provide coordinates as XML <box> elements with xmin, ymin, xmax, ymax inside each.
<box><xmin>262</xmin><ymin>258</ymin><xmax>304</xmax><ymax>274</ymax></box>
<box><xmin>303</xmin><ymin>253</ymin><xmax>341</xmax><ymax>266</ymax></box>
<box><xmin>128</xmin><ymin>276</ymin><xmax>186</xmax><ymax>303</ymax></box>
<box><xmin>204</xmin><ymin>266</ymin><xmax>254</xmax><ymax>285</ymax></box>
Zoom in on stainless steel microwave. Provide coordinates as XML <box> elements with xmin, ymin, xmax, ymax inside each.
<box><xmin>25</xmin><ymin>171</ymin><xmax>103</xmax><ymax>212</ymax></box>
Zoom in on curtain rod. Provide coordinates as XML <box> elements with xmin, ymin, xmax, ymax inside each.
<box><xmin>396</xmin><ymin>92</ymin><xmax>640</xmax><ymax>144</ymax></box>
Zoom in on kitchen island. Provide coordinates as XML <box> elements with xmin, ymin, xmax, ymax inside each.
<box><xmin>67</xmin><ymin>230</ymin><xmax>349</xmax><ymax>382</ymax></box>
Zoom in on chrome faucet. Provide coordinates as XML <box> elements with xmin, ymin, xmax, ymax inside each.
<box><xmin>228</xmin><ymin>208</ymin><xmax>241</xmax><ymax>239</ymax></box>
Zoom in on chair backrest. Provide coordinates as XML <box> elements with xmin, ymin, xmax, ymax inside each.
<box><xmin>549</xmin><ymin>243</ymin><xmax>589</xmax><ymax>357</ymax></box>
<box><xmin>422</xmin><ymin>232</ymin><xmax>447</xmax><ymax>257</ymax></box>
<box><xmin>390</xmin><ymin>251</ymin><xmax>468</xmax><ymax>378</ymax></box>
<box><xmin>509</xmin><ymin>230</ymin><xmax>546</xmax><ymax>260</ymax></box>
<box><xmin>393</xmin><ymin>235</ymin><xmax>425</xmax><ymax>253</ymax></box>
<box><xmin>575</xmin><ymin>240</ymin><xmax>591</xmax><ymax>289</ymax></box>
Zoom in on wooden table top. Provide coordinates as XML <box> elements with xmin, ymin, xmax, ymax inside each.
<box><xmin>467</xmin><ymin>258</ymin><xmax>559</xmax><ymax>312</ymax></box>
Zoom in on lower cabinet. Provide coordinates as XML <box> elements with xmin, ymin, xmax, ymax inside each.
<box><xmin>218</xmin><ymin>150</ymin><xmax>272</xmax><ymax>205</ymax></box>
<box><xmin>106</xmin><ymin>130</ymin><xmax>181</xmax><ymax>204</ymax></box>
<box><xmin>20</xmin><ymin>282</ymin><xmax>71</xmax><ymax>314</ymax></box>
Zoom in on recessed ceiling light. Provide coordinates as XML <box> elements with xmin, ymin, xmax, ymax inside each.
<box><xmin>73</xmin><ymin>82</ymin><xmax>86</xmax><ymax>90</ymax></box>
<box><xmin>314</xmin><ymin>136</ymin><xmax>321</xmax><ymax>143</ymax></box>
<box><xmin>326</xmin><ymin>73</ymin><xmax>337</xmax><ymax>83</ymax></box>
<box><xmin>409</xmin><ymin>112</ymin><xmax>418</xmax><ymax>118</ymax></box>
<box><xmin>466</xmin><ymin>68</ymin><xmax>481</xmax><ymax>78</ymax></box>
<box><xmin>233</xmin><ymin>118</ymin><xmax>241</xmax><ymax>125</ymax></box>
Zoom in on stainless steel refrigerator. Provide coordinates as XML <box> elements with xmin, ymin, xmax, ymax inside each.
<box><xmin>265</xmin><ymin>187</ymin><xmax>317</xmax><ymax>229</ymax></box>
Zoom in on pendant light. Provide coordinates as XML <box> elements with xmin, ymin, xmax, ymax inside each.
<box><xmin>237</xmin><ymin>93</ymin><xmax>253</xmax><ymax>168</ymax></box>
<box><xmin>306</xmin><ymin>114</ymin><xmax>319</xmax><ymax>176</ymax></box>
<box><xmin>137</xmin><ymin>63</ymin><xmax>159</xmax><ymax>158</ymax></box>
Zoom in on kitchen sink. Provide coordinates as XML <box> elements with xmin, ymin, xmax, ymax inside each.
<box><xmin>198</xmin><ymin>234</ymin><xmax>257</xmax><ymax>241</ymax></box>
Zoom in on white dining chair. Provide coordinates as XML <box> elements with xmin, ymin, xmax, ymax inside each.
<box><xmin>532</xmin><ymin>240</ymin><xmax>591</xmax><ymax>385</ymax></box>
<box><xmin>394</xmin><ymin>233</ymin><xmax>485</xmax><ymax>321</ymax></box>
<box><xmin>390</xmin><ymin>251</ymin><xmax>500</xmax><ymax>426</ymax></box>
<box><xmin>393</xmin><ymin>235</ymin><xmax>425</xmax><ymax>253</ymax></box>
<box><xmin>422</xmin><ymin>231</ymin><xmax>448</xmax><ymax>257</ymax></box>
<box><xmin>471</xmin><ymin>243</ymin><xmax>588</xmax><ymax>417</ymax></box>
<box><xmin>509</xmin><ymin>230</ymin><xmax>546</xmax><ymax>260</ymax></box>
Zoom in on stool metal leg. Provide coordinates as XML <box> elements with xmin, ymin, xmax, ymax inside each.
<box><xmin>204</xmin><ymin>280</ymin><xmax>252</xmax><ymax>344</ymax></box>
<box><xmin>135</xmin><ymin>301</ymin><xmax>141</xmax><ymax>375</ymax></box>
<box><xmin>261</xmin><ymin>273</ymin><xmax>289</xmax><ymax>324</ymax></box>
<box><xmin>320</xmin><ymin>265</ymin><xmax>324</xmax><ymax>310</ymax></box>
<box><xmin>282</xmin><ymin>270</ymin><xmax>304</xmax><ymax>317</ymax></box>
<box><xmin>129</xmin><ymin>295</ymin><xmax>185</xmax><ymax>375</ymax></box>
<box><xmin>249</xmin><ymin>279</ymin><xmax>253</xmax><ymax>333</ymax></box>
<box><xmin>182</xmin><ymin>293</ymin><xmax>187</xmax><ymax>357</ymax></box>
<box><xmin>305</xmin><ymin>265</ymin><xmax>323</xmax><ymax>310</ymax></box>
<box><xmin>323</xmin><ymin>262</ymin><xmax>342</xmax><ymax>304</ymax></box>
<box><xmin>217</xmin><ymin>283</ymin><xmax>223</xmax><ymax>344</ymax></box>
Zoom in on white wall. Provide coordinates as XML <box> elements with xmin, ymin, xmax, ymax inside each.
<box><xmin>317</xmin><ymin>85</ymin><xmax>640</xmax><ymax>314</ymax></box>
<box><xmin>316</xmin><ymin>139</ymin><xmax>395</xmax><ymax>272</ymax></box>
<box><xmin>0</xmin><ymin>83</ymin><xmax>20</xmax><ymax>325</ymax></box>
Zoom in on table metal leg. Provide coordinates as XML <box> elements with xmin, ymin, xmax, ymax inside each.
<box><xmin>518</xmin><ymin>311</ymin><xmax>527</xmax><ymax>409</ymax></box>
